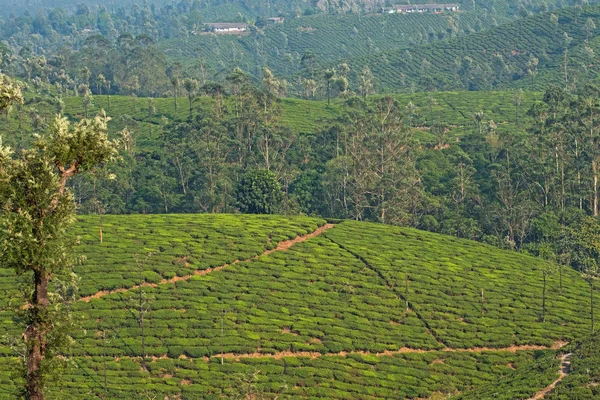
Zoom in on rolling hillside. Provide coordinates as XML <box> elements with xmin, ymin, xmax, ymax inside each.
<box><xmin>159</xmin><ymin>11</ymin><xmax>499</xmax><ymax>79</ymax></box>
<box><xmin>331</xmin><ymin>4</ymin><xmax>600</xmax><ymax>92</ymax></box>
<box><xmin>0</xmin><ymin>215</ymin><xmax>596</xmax><ymax>398</ymax></box>
<box><xmin>0</xmin><ymin>90</ymin><xmax>541</xmax><ymax>155</ymax></box>
<box><xmin>30</xmin><ymin>90</ymin><xmax>539</xmax><ymax>140</ymax></box>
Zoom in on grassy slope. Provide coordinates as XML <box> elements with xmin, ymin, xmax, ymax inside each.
<box><xmin>332</xmin><ymin>5</ymin><xmax>600</xmax><ymax>92</ymax></box>
<box><xmin>0</xmin><ymin>216</ymin><xmax>596</xmax><ymax>398</ymax></box>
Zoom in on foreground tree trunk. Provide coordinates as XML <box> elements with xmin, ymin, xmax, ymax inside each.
<box><xmin>26</xmin><ymin>271</ymin><xmax>50</xmax><ymax>400</ymax></box>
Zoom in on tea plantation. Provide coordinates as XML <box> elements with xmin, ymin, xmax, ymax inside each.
<box><xmin>335</xmin><ymin>4</ymin><xmax>600</xmax><ymax>91</ymax></box>
<box><xmin>0</xmin><ymin>216</ymin><xmax>596</xmax><ymax>398</ymax></box>
<box><xmin>54</xmin><ymin>90</ymin><xmax>538</xmax><ymax>143</ymax></box>
<box><xmin>158</xmin><ymin>12</ymin><xmax>500</xmax><ymax>79</ymax></box>
<box><xmin>455</xmin><ymin>332</ymin><xmax>600</xmax><ymax>399</ymax></box>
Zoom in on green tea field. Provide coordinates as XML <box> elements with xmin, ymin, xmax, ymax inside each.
<box><xmin>0</xmin><ymin>216</ymin><xmax>596</xmax><ymax>398</ymax></box>
<box><xmin>0</xmin><ymin>90</ymin><xmax>539</xmax><ymax>153</ymax></box>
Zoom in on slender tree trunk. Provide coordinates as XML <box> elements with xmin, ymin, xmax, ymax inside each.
<box><xmin>103</xmin><ymin>330</ymin><xmax>107</xmax><ymax>397</ymax></box>
<box><xmin>405</xmin><ymin>273</ymin><xmax>409</xmax><ymax>312</ymax></box>
<box><xmin>594</xmin><ymin>160</ymin><xmax>599</xmax><ymax>216</ymax></box>
<box><xmin>592</xmin><ymin>280</ymin><xmax>595</xmax><ymax>334</ymax></box>
<box><xmin>481</xmin><ymin>288</ymin><xmax>485</xmax><ymax>315</ymax></box>
<box><xmin>26</xmin><ymin>271</ymin><xmax>49</xmax><ymax>400</ymax></box>
<box><xmin>139</xmin><ymin>265</ymin><xmax>146</xmax><ymax>362</ymax></box>
<box><xmin>542</xmin><ymin>273</ymin><xmax>547</xmax><ymax>323</ymax></box>
<box><xmin>563</xmin><ymin>50</ymin><xmax>569</xmax><ymax>84</ymax></box>
<box><xmin>559</xmin><ymin>265</ymin><xmax>563</xmax><ymax>296</ymax></box>
<box><xmin>561</xmin><ymin>164</ymin><xmax>565</xmax><ymax>211</ymax></box>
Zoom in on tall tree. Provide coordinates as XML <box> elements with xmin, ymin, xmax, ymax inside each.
<box><xmin>323</xmin><ymin>69</ymin><xmax>336</xmax><ymax>106</ymax></box>
<box><xmin>0</xmin><ymin>76</ymin><xmax>116</xmax><ymax>399</ymax></box>
<box><xmin>182</xmin><ymin>78</ymin><xmax>198</xmax><ymax>118</ymax></box>
<box><xmin>359</xmin><ymin>67</ymin><xmax>374</xmax><ymax>100</ymax></box>
<box><xmin>170</xmin><ymin>76</ymin><xmax>180</xmax><ymax>112</ymax></box>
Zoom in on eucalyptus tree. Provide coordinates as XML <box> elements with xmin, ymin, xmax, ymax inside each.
<box><xmin>170</xmin><ymin>76</ymin><xmax>180</xmax><ymax>111</ymax></box>
<box><xmin>182</xmin><ymin>78</ymin><xmax>198</xmax><ymax>118</ymax></box>
<box><xmin>359</xmin><ymin>67</ymin><xmax>374</xmax><ymax>100</ymax></box>
<box><xmin>323</xmin><ymin>69</ymin><xmax>336</xmax><ymax>106</ymax></box>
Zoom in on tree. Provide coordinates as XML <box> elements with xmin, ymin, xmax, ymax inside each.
<box><xmin>575</xmin><ymin>217</ymin><xmax>600</xmax><ymax>333</ymax></box>
<box><xmin>96</xmin><ymin>74</ymin><xmax>106</xmax><ymax>96</ymax></box>
<box><xmin>103</xmin><ymin>79</ymin><xmax>112</xmax><ymax>112</ymax></box>
<box><xmin>236</xmin><ymin>169</ymin><xmax>283</xmax><ymax>214</ymax></box>
<box><xmin>79</xmin><ymin>66</ymin><xmax>91</xmax><ymax>86</ymax></box>
<box><xmin>537</xmin><ymin>243</ymin><xmax>556</xmax><ymax>323</ymax></box>
<box><xmin>300</xmin><ymin>77</ymin><xmax>317</xmax><ymax>114</ymax></box>
<box><xmin>583</xmin><ymin>262</ymin><xmax>599</xmax><ymax>333</ymax></box>
<box><xmin>526</xmin><ymin>55</ymin><xmax>539</xmax><ymax>91</ymax></box>
<box><xmin>170</xmin><ymin>76</ymin><xmax>180</xmax><ymax>111</ymax></box>
<box><xmin>301</xmin><ymin>51</ymin><xmax>315</xmax><ymax>78</ymax></box>
<box><xmin>226</xmin><ymin>67</ymin><xmax>248</xmax><ymax>117</ymax></box>
<box><xmin>182</xmin><ymin>78</ymin><xmax>198</xmax><ymax>118</ymax></box>
<box><xmin>0</xmin><ymin>77</ymin><xmax>117</xmax><ymax>399</ymax></box>
<box><xmin>78</xmin><ymin>84</ymin><xmax>93</xmax><ymax>117</ymax></box>
<box><xmin>323</xmin><ymin>69</ymin><xmax>336</xmax><ymax>106</ymax></box>
<box><xmin>585</xmin><ymin>17</ymin><xmax>597</xmax><ymax>42</ymax></box>
<box><xmin>562</xmin><ymin>32</ymin><xmax>573</xmax><ymax>85</ymax></box>
<box><xmin>359</xmin><ymin>67</ymin><xmax>374</xmax><ymax>100</ymax></box>
<box><xmin>513</xmin><ymin>89</ymin><xmax>524</xmax><ymax>127</ymax></box>
<box><xmin>0</xmin><ymin>75</ymin><xmax>23</xmax><ymax>110</ymax></box>
<box><xmin>262</xmin><ymin>67</ymin><xmax>280</xmax><ymax>96</ymax></box>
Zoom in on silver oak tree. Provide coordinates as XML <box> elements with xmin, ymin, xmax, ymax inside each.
<box><xmin>0</xmin><ymin>75</ymin><xmax>117</xmax><ymax>400</ymax></box>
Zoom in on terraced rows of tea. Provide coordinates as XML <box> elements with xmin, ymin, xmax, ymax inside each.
<box><xmin>339</xmin><ymin>5</ymin><xmax>600</xmax><ymax>91</ymax></box>
<box><xmin>455</xmin><ymin>331</ymin><xmax>600</xmax><ymax>400</ymax></box>
<box><xmin>0</xmin><ymin>216</ymin><xmax>596</xmax><ymax>398</ymax></box>
<box><xmin>158</xmin><ymin>12</ymin><xmax>499</xmax><ymax>78</ymax></box>
<box><xmin>51</xmin><ymin>90</ymin><xmax>538</xmax><ymax>148</ymax></box>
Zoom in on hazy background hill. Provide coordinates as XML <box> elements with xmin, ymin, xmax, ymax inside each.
<box><xmin>324</xmin><ymin>5</ymin><xmax>600</xmax><ymax>92</ymax></box>
<box><xmin>0</xmin><ymin>0</ymin><xmax>595</xmax><ymax>17</ymax></box>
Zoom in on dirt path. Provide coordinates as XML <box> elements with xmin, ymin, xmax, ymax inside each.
<box><xmin>210</xmin><ymin>341</ymin><xmax>567</xmax><ymax>362</ymax></box>
<box><xmin>79</xmin><ymin>223</ymin><xmax>335</xmax><ymax>302</ymax></box>
<box><xmin>529</xmin><ymin>352</ymin><xmax>573</xmax><ymax>400</ymax></box>
<box><xmin>104</xmin><ymin>341</ymin><xmax>567</xmax><ymax>363</ymax></box>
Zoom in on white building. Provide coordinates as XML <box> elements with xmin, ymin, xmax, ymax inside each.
<box><xmin>204</xmin><ymin>23</ymin><xmax>248</xmax><ymax>33</ymax></box>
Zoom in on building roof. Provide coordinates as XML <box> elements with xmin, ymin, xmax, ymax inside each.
<box><xmin>390</xmin><ymin>3</ymin><xmax>459</xmax><ymax>10</ymax></box>
<box><xmin>204</xmin><ymin>23</ymin><xmax>248</xmax><ymax>29</ymax></box>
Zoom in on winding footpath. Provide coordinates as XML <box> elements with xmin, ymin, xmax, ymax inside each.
<box><xmin>79</xmin><ymin>223</ymin><xmax>335</xmax><ymax>302</ymax></box>
<box><xmin>529</xmin><ymin>352</ymin><xmax>573</xmax><ymax>400</ymax></box>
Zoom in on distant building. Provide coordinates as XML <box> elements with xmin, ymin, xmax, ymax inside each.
<box><xmin>382</xmin><ymin>3</ymin><xmax>459</xmax><ymax>14</ymax></box>
<box><xmin>267</xmin><ymin>17</ymin><xmax>285</xmax><ymax>24</ymax></box>
<box><xmin>203</xmin><ymin>23</ymin><xmax>248</xmax><ymax>33</ymax></box>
